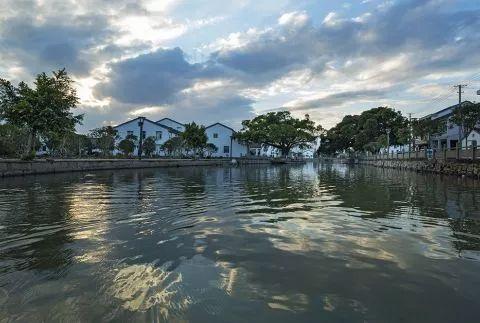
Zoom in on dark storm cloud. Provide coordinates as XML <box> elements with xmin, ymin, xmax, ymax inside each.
<box><xmin>0</xmin><ymin>14</ymin><xmax>114</xmax><ymax>76</ymax></box>
<box><xmin>95</xmin><ymin>47</ymin><xmax>219</xmax><ymax>105</ymax></box>
<box><xmin>169</xmin><ymin>93</ymin><xmax>255</xmax><ymax>126</ymax></box>
<box><xmin>212</xmin><ymin>27</ymin><xmax>316</xmax><ymax>81</ymax></box>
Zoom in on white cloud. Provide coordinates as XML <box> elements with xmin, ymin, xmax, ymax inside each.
<box><xmin>129</xmin><ymin>106</ymin><xmax>168</xmax><ymax>117</ymax></box>
<box><xmin>278</xmin><ymin>11</ymin><xmax>309</xmax><ymax>27</ymax></box>
<box><xmin>322</xmin><ymin>12</ymin><xmax>340</xmax><ymax>26</ymax></box>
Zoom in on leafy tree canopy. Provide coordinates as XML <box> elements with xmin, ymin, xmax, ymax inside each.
<box><xmin>181</xmin><ymin>122</ymin><xmax>207</xmax><ymax>156</ymax></box>
<box><xmin>142</xmin><ymin>136</ymin><xmax>156</xmax><ymax>157</ymax></box>
<box><xmin>205</xmin><ymin>143</ymin><xmax>218</xmax><ymax>157</ymax></box>
<box><xmin>0</xmin><ymin>69</ymin><xmax>82</xmax><ymax>158</ymax></box>
<box><xmin>161</xmin><ymin>136</ymin><xmax>184</xmax><ymax>157</ymax></box>
<box><xmin>89</xmin><ymin>126</ymin><xmax>119</xmax><ymax>156</ymax></box>
<box><xmin>451</xmin><ymin>102</ymin><xmax>480</xmax><ymax>141</ymax></box>
<box><xmin>0</xmin><ymin>124</ymin><xmax>33</xmax><ymax>158</ymax></box>
<box><xmin>411</xmin><ymin>117</ymin><xmax>445</xmax><ymax>141</ymax></box>
<box><xmin>118</xmin><ymin>134</ymin><xmax>137</xmax><ymax>157</ymax></box>
<box><xmin>236</xmin><ymin>111</ymin><xmax>323</xmax><ymax>156</ymax></box>
<box><xmin>320</xmin><ymin>107</ymin><xmax>408</xmax><ymax>154</ymax></box>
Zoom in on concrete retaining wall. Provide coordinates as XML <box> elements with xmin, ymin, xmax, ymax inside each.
<box><xmin>0</xmin><ymin>158</ymin><xmax>271</xmax><ymax>177</ymax></box>
<box><xmin>359</xmin><ymin>159</ymin><xmax>480</xmax><ymax>178</ymax></box>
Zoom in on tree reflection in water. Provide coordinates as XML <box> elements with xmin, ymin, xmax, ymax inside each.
<box><xmin>0</xmin><ymin>164</ymin><xmax>480</xmax><ymax>322</ymax></box>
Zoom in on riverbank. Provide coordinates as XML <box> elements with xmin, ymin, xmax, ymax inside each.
<box><xmin>0</xmin><ymin>158</ymin><xmax>276</xmax><ymax>177</ymax></box>
<box><xmin>358</xmin><ymin>159</ymin><xmax>480</xmax><ymax>178</ymax></box>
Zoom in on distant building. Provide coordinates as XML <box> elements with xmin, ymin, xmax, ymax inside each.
<box><xmin>156</xmin><ymin>118</ymin><xmax>186</xmax><ymax>132</ymax></box>
<box><xmin>112</xmin><ymin>116</ymin><xmax>317</xmax><ymax>158</ymax></box>
<box><xmin>113</xmin><ymin>117</ymin><xmax>180</xmax><ymax>156</ymax></box>
<box><xmin>462</xmin><ymin>128</ymin><xmax>480</xmax><ymax>148</ymax></box>
<box><xmin>205</xmin><ymin>123</ymin><xmax>248</xmax><ymax>158</ymax></box>
<box><xmin>424</xmin><ymin>101</ymin><xmax>473</xmax><ymax>149</ymax></box>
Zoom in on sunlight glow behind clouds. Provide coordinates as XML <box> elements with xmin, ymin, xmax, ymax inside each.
<box><xmin>1</xmin><ymin>0</ymin><xmax>479</xmax><ymax>131</ymax></box>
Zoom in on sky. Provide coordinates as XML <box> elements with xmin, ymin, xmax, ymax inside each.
<box><xmin>1</xmin><ymin>0</ymin><xmax>480</xmax><ymax>132</ymax></box>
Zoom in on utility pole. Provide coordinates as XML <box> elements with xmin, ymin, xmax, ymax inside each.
<box><xmin>137</xmin><ymin>117</ymin><xmax>145</xmax><ymax>160</ymax></box>
<box><xmin>408</xmin><ymin>113</ymin><xmax>413</xmax><ymax>153</ymax></box>
<box><xmin>386</xmin><ymin>128</ymin><xmax>391</xmax><ymax>158</ymax></box>
<box><xmin>454</xmin><ymin>84</ymin><xmax>467</xmax><ymax>105</ymax></box>
<box><xmin>454</xmin><ymin>84</ymin><xmax>468</xmax><ymax>149</ymax></box>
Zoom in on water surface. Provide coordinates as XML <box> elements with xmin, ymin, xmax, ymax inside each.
<box><xmin>1</xmin><ymin>163</ymin><xmax>480</xmax><ymax>322</ymax></box>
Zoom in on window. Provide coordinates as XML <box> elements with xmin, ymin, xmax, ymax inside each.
<box><xmin>156</xmin><ymin>131</ymin><xmax>162</xmax><ymax>140</ymax></box>
<box><xmin>223</xmin><ymin>146</ymin><xmax>230</xmax><ymax>154</ymax></box>
<box><xmin>142</xmin><ymin>131</ymin><xmax>146</xmax><ymax>138</ymax></box>
<box><xmin>472</xmin><ymin>140</ymin><xmax>477</xmax><ymax>148</ymax></box>
<box><xmin>127</xmin><ymin>131</ymin><xmax>133</xmax><ymax>136</ymax></box>
<box><xmin>213</xmin><ymin>133</ymin><xmax>218</xmax><ymax>138</ymax></box>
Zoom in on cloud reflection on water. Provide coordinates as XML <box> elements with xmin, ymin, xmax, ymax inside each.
<box><xmin>1</xmin><ymin>164</ymin><xmax>480</xmax><ymax>321</ymax></box>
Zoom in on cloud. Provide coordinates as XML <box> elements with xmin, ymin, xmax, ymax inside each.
<box><xmin>278</xmin><ymin>11</ymin><xmax>309</xmax><ymax>27</ymax></box>
<box><xmin>1</xmin><ymin>0</ymin><xmax>480</xmax><ymax>132</ymax></box>
<box><xmin>95</xmin><ymin>47</ymin><xmax>204</xmax><ymax>105</ymax></box>
<box><xmin>286</xmin><ymin>89</ymin><xmax>388</xmax><ymax>111</ymax></box>
<box><xmin>0</xmin><ymin>14</ymin><xmax>114</xmax><ymax>77</ymax></box>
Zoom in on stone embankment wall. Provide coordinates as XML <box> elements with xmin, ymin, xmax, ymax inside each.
<box><xmin>359</xmin><ymin>159</ymin><xmax>480</xmax><ymax>178</ymax></box>
<box><xmin>0</xmin><ymin>158</ymin><xmax>272</xmax><ymax>177</ymax></box>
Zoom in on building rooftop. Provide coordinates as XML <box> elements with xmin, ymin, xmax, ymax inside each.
<box><xmin>114</xmin><ymin>117</ymin><xmax>181</xmax><ymax>134</ymax></box>
<box><xmin>423</xmin><ymin>101</ymin><xmax>473</xmax><ymax>120</ymax></box>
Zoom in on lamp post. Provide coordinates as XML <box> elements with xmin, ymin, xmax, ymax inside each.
<box><xmin>137</xmin><ymin>117</ymin><xmax>145</xmax><ymax>159</ymax></box>
<box><xmin>386</xmin><ymin>128</ymin><xmax>391</xmax><ymax>158</ymax></box>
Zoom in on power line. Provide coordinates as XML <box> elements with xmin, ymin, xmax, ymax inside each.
<box><xmin>467</xmin><ymin>71</ymin><xmax>480</xmax><ymax>82</ymax></box>
<box><xmin>426</xmin><ymin>87</ymin><xmax>457</xmax><ymax>106</ymax></box>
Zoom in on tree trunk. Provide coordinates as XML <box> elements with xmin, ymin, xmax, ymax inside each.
<box><xmin>281</xmin><ymin>147</ymin><xmax>290</xmax><ymax>157</ymax></box>
<box><xmin>23</xmin><ymin>130</ymin><xmax>36</xmax><ymax>159</ymax></box>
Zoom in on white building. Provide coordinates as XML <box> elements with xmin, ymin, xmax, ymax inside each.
<box><xmin>112</xmin><ymin>116</ymin><xmax>318</xmax><ymax>158</ymax></box>
<box><xmin>249</xmin><ymin>144</ymin><xmax>280</xmax><ymax>158</ymax></box>
<box><xmin>249</xmin><ymin>139</ymin><xmax>319</xmax><ymax>158</ymax></box>
<box><xmin>157</xmin><ymin>117</ymin><xmax>185</xmax><ymax>132</ymax></box>
<box><xmin>114</xmin><ymin>117</ymin><xmax>180</xmax><ymax>156</ymax></box>
<box><xmin>462</xmin><ymin>129</ymin><xmax>480</xmax><ymax>148</ymax></box>
<box><xmin>425</xmin><ymin>101</ymin><xmax>474</xmax><ymax>149</ymax></box>
<box><xmin>205</xmin><ymin>123</ymin><xmax>248</xmax><ymax>158</ymax></box>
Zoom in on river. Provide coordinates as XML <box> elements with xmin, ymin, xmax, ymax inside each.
<box><xmin>1</xmin><ymin>163</ymin><xmax>480</xmax><ymax>322</ymax></box>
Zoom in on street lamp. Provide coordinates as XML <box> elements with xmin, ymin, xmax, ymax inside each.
<box><xmin>137</xmin><ymin>117</ymin><xmax>146</xmax><ymax>159</ymax></box>
<box><xmin>386</xmin><ymin>128</ymin><xmax>391</xmax><ymax>158</ymax></box>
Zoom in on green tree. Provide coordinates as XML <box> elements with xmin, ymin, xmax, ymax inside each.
<box><xmin>142</xmin><ymin>136</ymin><xmax>156</xmax><ymax>157</ymax></box>
<box><xmin>0</xmin><ymin>69</ymin><xmax>82</xmax><ymax>159</ymax></box>
<box><xmin>395</xmin><ymin>127</ymin><xmax>411</xmax><ymax>146</ymax></box>
<box><xmin>0</xmin><ymin>124</ymin><xmax>31</xmax><ymax>157</ymax></box>
<box><xmin>118</xmin><ymin>134</ymin><xmax>137</xmax><ymax>157</ymax></box>
<box><xmin>363</xmin><ymin>141</ymin><xmax>382</xmax><ymax>154</ymax></box>
<box><xmin>205</xmin><ymin>143</ymin><xmax>218</xmax><ymax>157</ymax></box>
<box><xmin>63</xmin><ymin>133</ymin><xmax>91</xmax><ymax>157</ymax></box>
<box><xmin>411</xmin><ymin>118</ymin><xmax>445</xmax><ymax>147</ymax></box>
<box><xmin>43</xmin><ymin>131</ymin><xmax>66</xmax><ymax>157</ymax></box>
<box><xmin>319</xmin><ymin>107</ymin><xmax>408</xmax><ymax>154</ymax></box>
<box><xmin>161</xmin><ymin>136</ymin><xmax>183</xmax><ymax>157</ymax></box>
<box><xmin>89</xmin><ymin>126</ymin><xmax>118</xmax><ymax>156</ymax></box>
<box><xmin>181</xmin><ymin>122</ymin><xmax>207</xmax><ymax>157</ymax></box>
<box><xmin>236</xmin><ymin>111</ymin><xmax>323</xmax><ymax>156</ymax></box>
<box><xmin>451</xmin><ymin>102</ymin><xmax>480</xmax><ymax>147</ymax></box>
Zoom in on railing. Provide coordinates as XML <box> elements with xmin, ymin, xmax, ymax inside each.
<box><xmin>362</xmin><ymin>146</ymin><xmax>479</xmax><ymax>161</ymax></box>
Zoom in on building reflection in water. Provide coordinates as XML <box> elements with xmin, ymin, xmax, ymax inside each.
<box><xmin>1</xmin><ymin>164</ymin><xmax>480</xmax><ymax>322</ymax></box>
